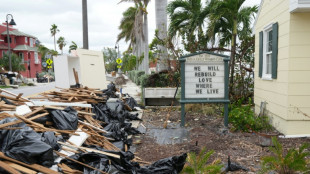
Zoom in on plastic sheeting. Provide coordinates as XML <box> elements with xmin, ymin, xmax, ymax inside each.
<box><xmin>0</xmin><ymin>118</ymin><xmax>54</xmax><ymax>167</ymax></box>
<box><xmin>59</xmin><ymin>148</ymin><xmax>187</xmax><ymax>174</ymax></box>
<box><xmin>50</xmin><ymin>107</ymin><xmax>78</xmax><ymax>130</ymax></box>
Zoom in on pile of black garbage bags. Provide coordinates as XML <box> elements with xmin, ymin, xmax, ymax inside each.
<box><xmin>0</xmin><ymin>83</ymin><xmax>187</xmax><ymax>174</ymax></box>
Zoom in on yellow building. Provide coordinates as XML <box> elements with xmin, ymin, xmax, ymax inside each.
<box><xmin>254</xmin><ymin>0</ymin><xmax>310</xmax><ymax>136</ymax></box>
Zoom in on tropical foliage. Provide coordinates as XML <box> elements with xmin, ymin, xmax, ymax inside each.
<box><xmin>121</xmin><ymin>51</ymin><xmax>137</xmax><ymax>72</ymax></box>
<box><xmin>182</xmin><ymin>147</ymin><xmax>222</xmax><ymax>174</ymax></box>
<box><xmin>69</xmin><ymin>41</ymin><xmax>78</xmax><ymax>53</ymax></box>
<box><xmin>0</xmin><ymin>53</ymin><xmax>26</xmax><ymax>72</ymax></box>
<box><xmin>207</xmin><ymin>0</ymin><xmax>258</xmax><ymax>94</ymax></box>
<box><xmin>118</xmin><ymin>0</ymin><xmax>150</xmax><ymax>72</ymax></box>
<box><xmin>57</xmin><ymin>36</ymin><xmax>66</xmax><ymax>54</ymax></box>
<box><xmin>50</xmin><ymin>24</ymin><xmax>60</xmax><ymax>51</ymax></box>
<box><xmin>260</xmin><ymin>137</ymin><xmax>310</xmax><ymax>174</ymax></box>
<box><xmin>167</xmin><ymin>0</ymin><xmax>211</xmax><ymax>53</ymax></box>
<box><xmin>117</xmin><ymin>6</ymin><xmax>137</xmax><ymax>50</ymax></box>
<box><xmin>102</xmin><ymin>47</ymin><xmax>118</xmax><ymax>72</ymax></box>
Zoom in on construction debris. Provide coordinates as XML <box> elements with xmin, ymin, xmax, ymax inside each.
<box><xmin>0</xmin><ymin>82</ymin><xmax>187</xmax><ymax>173</ymax></box>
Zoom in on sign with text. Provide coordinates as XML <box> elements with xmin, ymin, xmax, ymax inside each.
<box><xmin>185</xmin><ymin>57</ymin><xmax>224</xmax><ymax>98</ymax></box>
<box><xmin>180</xmin><ymin>52</ymin><xmax>230</xmax><ymax>127</ymax></box>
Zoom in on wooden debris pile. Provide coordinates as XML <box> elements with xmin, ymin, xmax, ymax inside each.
<box><xmin>0</xmin><ymin>86</ymin><xmax>148</xmax><ymax>174</ymax></box>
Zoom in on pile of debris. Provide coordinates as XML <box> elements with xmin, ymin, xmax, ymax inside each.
<box><xmin>0</xmin><ymin>83</ymin><xmax>186</xmax><ymax>174</ymax></box>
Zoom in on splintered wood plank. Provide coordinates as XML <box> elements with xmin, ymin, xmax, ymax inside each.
<box><xmin>0</xmin><ymin>152</ymin><xmax>59</xmax><ymax>174</ymax></box>
<box><xmin>0</xmin><ymin>161</ymin><xmax>22</xmax><ymax>174</ymax></box>
<box><xmin>3</xmin><ymin>161</ymin><xmax>37</xmax><ymax>174</ymax></box>
<box><xmin>0</xmin><ymin>107</ymin><xmax>45</xmax><ymax>129</ymax></box>
<box><xmin>55</xmin><ymin>151</ymin><xmax>107</xmax><ymax>174</ymax></box>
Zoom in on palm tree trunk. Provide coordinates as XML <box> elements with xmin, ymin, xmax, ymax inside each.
<box><xmin>155</xmin><ymin>0</ymin><xmax>169</xmax><ymax>72</ymax></box>
<box><xmin>143</xmin><ymin>12</ymin><xmax>149</xmax><ymax>74</ymax></box>
<box><xmin>54</xmin><ymin>35</ymin><xmax>56</xmax><ymax>51</ymax></box>
<box><xmin>229</xmin><ymin>19</ymin><xmax>237</xmax><ymax>94</ymax></box>
<box><xmin>82</xmin><ymin>0</ymin><xmax>89</xmax><ymax>49</ymax></box>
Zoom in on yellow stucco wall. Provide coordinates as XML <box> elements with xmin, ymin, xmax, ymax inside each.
<box><xmin>254</xmin><ymin>0</ymin><xmax>310</xmax><ymax>135</ymax></box>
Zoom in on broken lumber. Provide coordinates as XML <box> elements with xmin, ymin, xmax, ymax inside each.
<box><xmin>0</xmin><ymin>152</ymin><xmax>59</xmax><ymax>174</ymax></box>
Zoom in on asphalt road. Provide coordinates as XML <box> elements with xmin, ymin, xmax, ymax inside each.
<box><xmin>4</xmin><ymin>82</ymin><xmax>56</xmax><ymax>98</ymax></box>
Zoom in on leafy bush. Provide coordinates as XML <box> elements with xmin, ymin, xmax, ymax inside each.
<box><xmin>139</xmin><ymin>71</ymin><xmax>180</xmax><ymax>88</ymax></box>
<box><xmin>260</xmin><ymin>137</ymin><xmax>310</xmax><ymax>174</ymax></box>
<box><xmin>134</xmin><ymin>71</ymin><xmax>145</xmax><ymax>85</ymax></box>
<box><xmin>182</xmin><ymin>147</ymin><xmax>222</xmax><ymax>174</ymax></box>
<box><xmin>229</xmin><ymin>99</ymin><xmax>272</xmax><ymax>132</ymax></box>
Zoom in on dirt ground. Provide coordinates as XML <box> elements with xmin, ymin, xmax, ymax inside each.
<box><xmin>133</xmin><ymin>105</ymin><xmax>310</xmax><ymax>173</ymax></box>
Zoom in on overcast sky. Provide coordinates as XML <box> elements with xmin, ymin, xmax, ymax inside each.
<box><xmin>0</xmin><ymin>0</ymin><xmax>261</xmax><ymax>54</ymax></box>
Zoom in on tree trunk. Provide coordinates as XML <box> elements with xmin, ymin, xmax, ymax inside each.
<box><xmin>82</xmin><ymin>0</ymin><xmax>89</xmax><ymax>49</ymax></box>
<box><xmin>54</xmin><ymin>35</ymin><xmax>56</xmax><ymax>51</ymax></box>
<box><xmin>229</xmin><ymin>19</ymin><xmax>237</xmax><ymax>95</ymax></box>
<box><xmin>155</xmin><ymin>0</ymin><xmax>169</xmax><ymax>72</ymax></box>
<box><xmin>143</xmin><ymin>12</ymin><xmax>149</xmax><ymax>74</ymax></box>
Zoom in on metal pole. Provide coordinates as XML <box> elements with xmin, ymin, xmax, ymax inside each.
<box><xmin>224</xmin><ymin>59</ymin><xmax>230</xmax><ymax>127</ymax></box>
<box><xmin>6</xmin><ymin>16</ymin><xmax>12</xmax><ymax>72</ymax></box>
<box><xmin>82</xmin><ymin>0</ymin><xmax>89</xmax><ymax>49</ymax></box>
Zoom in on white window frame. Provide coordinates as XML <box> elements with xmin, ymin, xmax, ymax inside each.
<box><xmin>262</xmin><ymin>23</ymin><xmax>273</xmax><ymax>80</ymax></box>
<box><xmin>19</xmin><ymin>52</ymin><xmax>24</xmax><ymax>63</ymax></box>
<box><xmin>30</xmin><ymin>38</ymin><xmax>33</xmax><ymax>47</ymax></box>
<box><xmin>34</xmin><ymin>52</ymin><xmax>39</xmax><ymax>64</ymax></box>
<box><xmin>25</xmin><ymin>37</ymin><xmax>28</xmax><ymax>43</ymax></box>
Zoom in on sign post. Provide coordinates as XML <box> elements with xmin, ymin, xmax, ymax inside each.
<box><xmin>180</xmin><ymin>52</ymin><xmax>230</xmax><ymax>127</ymax></box>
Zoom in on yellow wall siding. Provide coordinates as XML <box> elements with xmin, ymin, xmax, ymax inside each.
<box><xmin>254</xmin><ymin>0</ymin><xmax>291</xmax><ymax>133</ymax></box>
<box><xmin>254</xmin><ymin>1</ymin><xmax>310</xmax><ymax>135</ymax></box>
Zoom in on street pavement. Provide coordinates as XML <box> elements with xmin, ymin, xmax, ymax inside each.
<box><xmin>5</xmin><ymin>82</ymin><xmax>56</xmax><ymax>97</ymax></box>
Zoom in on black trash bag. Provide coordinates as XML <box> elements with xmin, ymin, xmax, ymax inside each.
<box><xmin>124</xmin><ymin>97</ymin><xmax>139</xmax><ymax>110</ymax></box>
<box><xmin>124</xmin><ymin>112</ymin><xmax>141</xmax><ymax>121</ymax></box>
<box><xmin>136</xmin><ymin>153</ymin><xmax>187</xmax><ymax>174</ymax></box>
<box><xmin>50</xmin><ymin>107</ymin><xmax>78</xmax><ymax>130</ymax></box>
<box><xmin>59</xmin><ymin>152</ymin><xmax>111</xmax><ymax>174</ymax></box>
<box><xmin>41</xmin><ymin>131</ymin><xmax>60</xmax><ymax>150</ymax></box>
<box><xmin>103</xmin><ymin>121</ymin><xmax>128</xmax><ymax>141</ymax></box>
<box><xmin>92</xmin><ymin>103</ymin><xmax>111</xmax><ymax>123</ymax></box>
<box><xmin>33</xmin><ymin>114</ymin><xmax>53</xmax><ymax>126</ymax></box>
<box><xmin>0</xmin><ymin>118</ymin><xmax>54</xmax><ymax>167</ymax></box>
<box><xmin>102</xmin><ymin>82</ymin><xmax>117</xmax><ymax>98</ymax></box>
<box><xmin>123</xmin><ymin>122</ymin><xmax>141</xmax><ymax>135</ymax></box>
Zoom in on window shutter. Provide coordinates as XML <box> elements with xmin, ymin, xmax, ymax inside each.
<box><xmin>259</xmin><ymin>31</ymin><xmax>263</xmax><ymax>78</ymax></box>
<box><xmin>272</xmin><ymin>22</ymin><xmax>279</xmax><ymax>79</ymax></box>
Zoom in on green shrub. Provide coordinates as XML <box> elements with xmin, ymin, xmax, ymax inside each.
<box><xmin>139</xmin><ymin>74</ymin><xmax>150</xmax><ymax>88</ymax></box>
<box><xmin>229</xmin><ymin>99</ymin><xmax>272</xmax><ymax>132</ymax></box>
<box><xmin>260</xmin><ymin>137</ymin><xmax>310</xmax><ymax>174</ymax></box>
<box><xmin>141</xmin><ymin>71</ymin><xmax>180</xmax><ymax>88</ymax></box>
<box><xmin>134</xmin><ymin>71</ymin><xmax>145</xmax><ymax>85</ymax></box>
<box><xmin>182</xmin><ymin>147</ymin><xmax>222</xmax><ymax>174</ymax></box>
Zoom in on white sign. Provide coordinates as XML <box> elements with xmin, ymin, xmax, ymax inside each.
<box><xmin>185</xmin><ymin>54</ymin><xmax>225</xmax><ymax>98</ymax></box>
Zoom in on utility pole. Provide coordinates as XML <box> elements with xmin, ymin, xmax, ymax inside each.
<box><xmin>82</xmin><ymin>0</ymin><xmax>89</xmax><ymax>49</ymax></box>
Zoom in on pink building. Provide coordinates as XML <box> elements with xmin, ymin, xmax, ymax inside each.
<box><xmin>0</xmin><ymin>23</ymin><xmax>42</xmax><ymax>78</ymax></box>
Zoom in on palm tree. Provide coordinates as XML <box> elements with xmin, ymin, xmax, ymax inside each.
<box><xmin>50</xmin><ymin>24</ymin><xmax>60</xmax><ymax>51</ymax></box>
<box><xmin>208</xmin><ymin>0</ymin><xmax>258</xmax><ymax>92</ymax></box>
<box><xmin>57</xmin><ymin>36</ymin><xmax>66</xmax><ymax>54</ymax></box>
<box><xmin>117</xmin><ymin>6</ymin><xmax>138</xmax><ymax>50</ymax></box>
<box><xmin>0</xmin><ymin>53</ymin><xmax>26</xmax><ymax>72</ymax></box>
<box><xmin>167</xmin><ymin>0</ymin><xmax>210</xmax><ymax>53</ymax></box>
<box><xmin>119</xmin><ymin>0</ymin><xmax>150</xmax><ymax>74</ymax></box>
<box><xmin>69</xmin><ymin>41</ymin><xmax>78</xmax><ymax>53</ymax></box>
<box><xmin>155</xmin><ymin>0</ymin><xmax>169</xmax><ymax>71</ymax></box>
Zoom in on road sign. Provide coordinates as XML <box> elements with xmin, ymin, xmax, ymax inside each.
<box><xmin>117</xmin><ymin>65</ymin><xmax>122</xmax><ymax>69</ymax></box>
<box><xmin>42</xmin><ymin>62</ymin><xmax>47</xmax><ymax>67</ymax></box>
<box><xmin>46</xmin><ymin>54</ymin><xmax>51</xmax><ymax>59</ymax></box>
<box><xmin>46</xmin><ymin>58</ymin><xmax>53</xmax><ymax>65</ymax></box>
<box><xmin>116</xmin><ymin>58</ymin><xmax>122</xmax><ymax>64</ymax></box>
